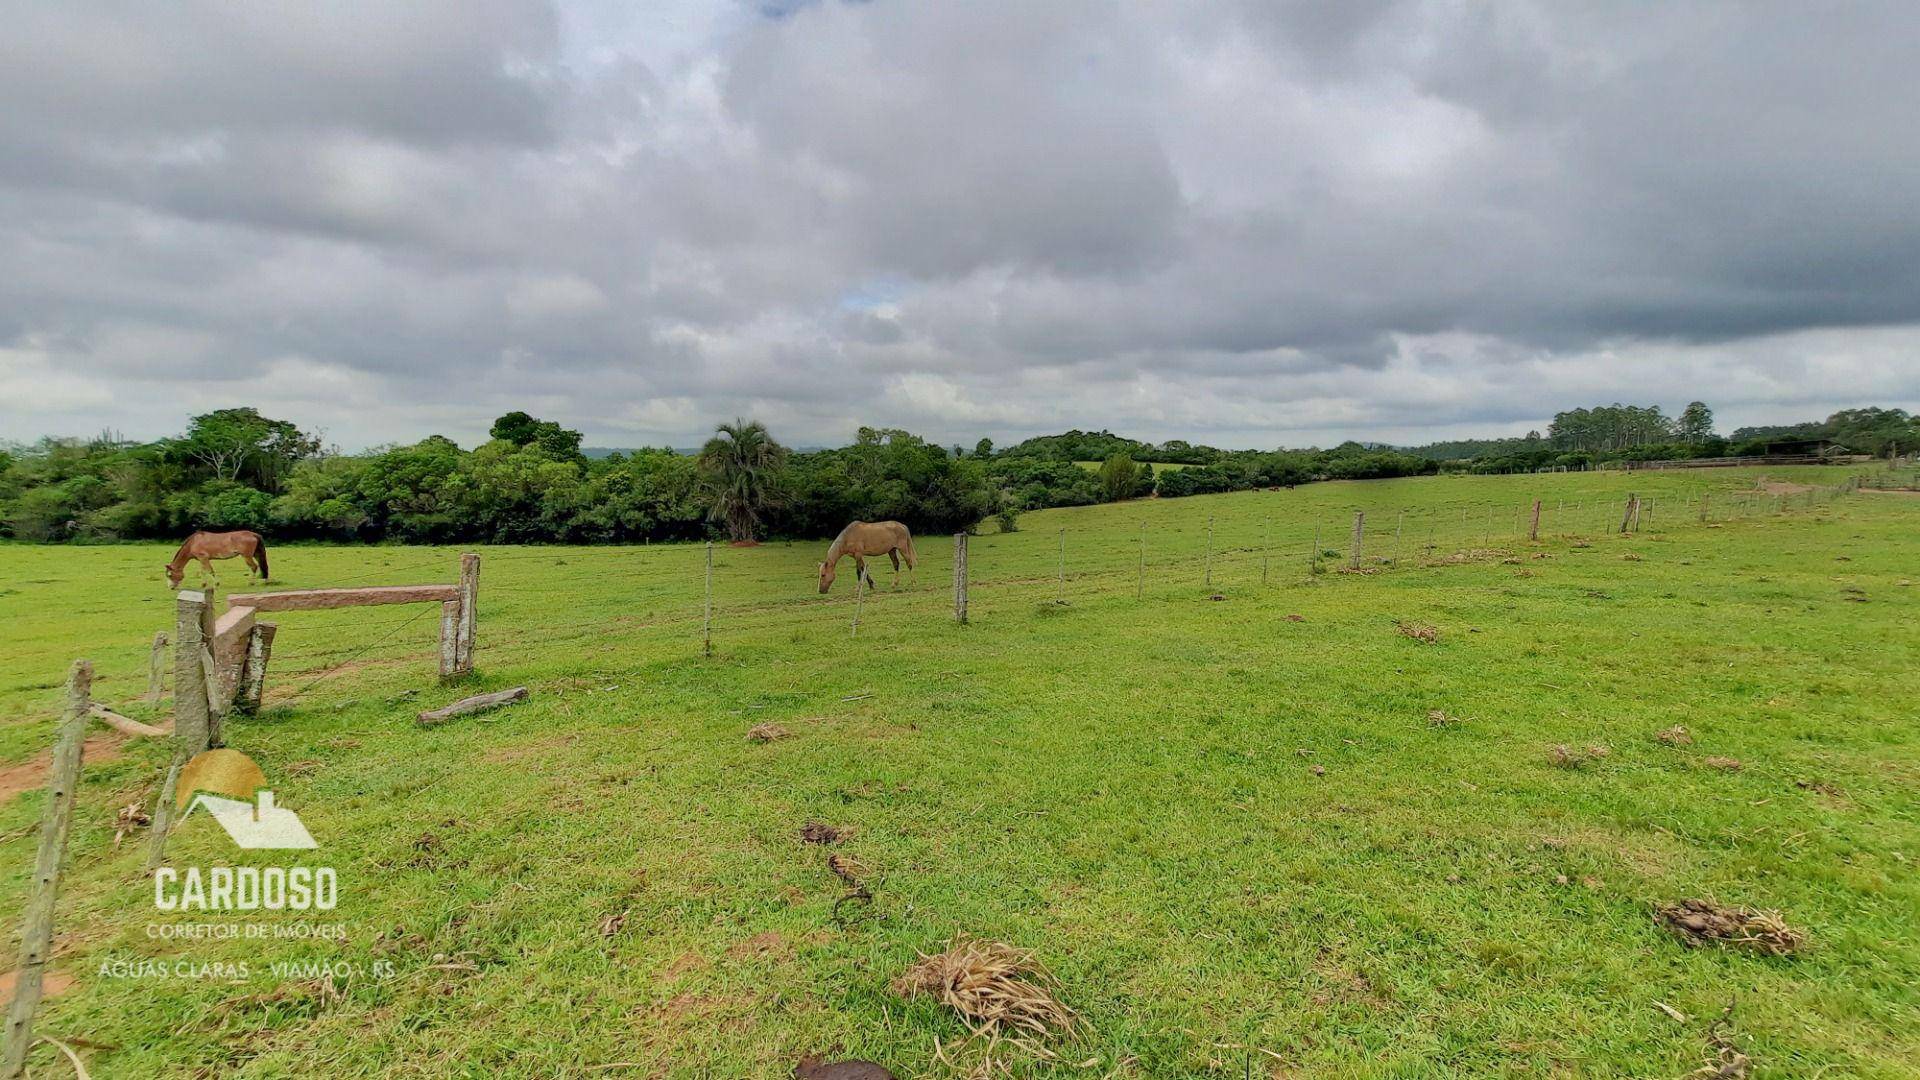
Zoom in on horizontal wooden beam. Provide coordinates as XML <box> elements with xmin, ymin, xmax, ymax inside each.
<box><xmin>227</xmin><ymin>584</ymin><xmax>458</xmax><ymax>612</ymax></box>
<box><xmin>90</xmin><ymin>704</ymin><xmax>171</xmax><ymax>739</ymax></box>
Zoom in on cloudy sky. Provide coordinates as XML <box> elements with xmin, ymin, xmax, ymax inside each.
<box><xmin>2</xmin><ymin>1</ymin><xmax>1916</xmax><ymax>452</ymax></box>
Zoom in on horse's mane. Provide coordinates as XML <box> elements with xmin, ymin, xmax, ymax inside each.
<box><xmin>169</xmin><ymin>533</ymin><xmax>203</xmax><ymax>564</ymax></box>
<box><xmin>824</xmin><ymin>522</ymin><xmax>858</xmax><ymax>560</ymax></box>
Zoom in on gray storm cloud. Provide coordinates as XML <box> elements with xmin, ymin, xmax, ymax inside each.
<box><xmin>1</xmin><ymin>0</ymin><xmax>1916</xmax><ymax>450</ymax></box>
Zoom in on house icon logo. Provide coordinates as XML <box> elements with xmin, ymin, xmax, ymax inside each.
<box><xmin>175</xmin><ymin>749</ymin><xmax>318</xmax><ymax>850</ymax></box>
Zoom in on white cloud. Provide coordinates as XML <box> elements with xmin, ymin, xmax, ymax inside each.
<box><xmin>2</xmin><ymin>0</ymin><xmax>1917</xmax><ymax>451</ymax></box>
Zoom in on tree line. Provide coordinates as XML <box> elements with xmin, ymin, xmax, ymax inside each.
<box><xmin>2</xmin><ymin>402</ymin><xmax>1906</xmax><ymax>544</ymax></box>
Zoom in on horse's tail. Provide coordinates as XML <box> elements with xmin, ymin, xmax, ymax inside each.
<box><xmin>253</xmin><ymin>533</ymin><xmax>269</xmax><ymax>581</ymax></box>
<box><xmin>900</xmin><ymin>528</ymin><xmax>918</xmax><ymax>569</ymax></box>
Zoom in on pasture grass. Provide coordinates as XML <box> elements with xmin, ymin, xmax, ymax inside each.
<box><xmin>1</xmin><ymin>466</ymin><xmax>1916</xmax><ymax>1077</ymax></box>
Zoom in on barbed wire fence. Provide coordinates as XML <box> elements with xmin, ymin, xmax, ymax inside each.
<box><xmin>128</xmin><ymin>470</ymin><xmax>1872</xmax><ymax>712</ymax></box>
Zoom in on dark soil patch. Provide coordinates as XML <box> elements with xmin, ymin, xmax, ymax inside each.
<box><xmin>799</xmin><ymin>821</ymin><xmax>846</xmax><ymax>845</ymax></box>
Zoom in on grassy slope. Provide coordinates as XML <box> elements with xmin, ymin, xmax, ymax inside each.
<box><xmin>0</xmin><ymin>467</ymin><xmax>1916</xmax><ymax>1077</ymax></box>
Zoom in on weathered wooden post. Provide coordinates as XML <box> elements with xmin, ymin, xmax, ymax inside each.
<box><xmin>144</xmin><ymin>631</ymin><xmax>168</xmax><ymax>704</ymax></box>
<box><xmin>702</xmin><ymin>542</ymin><xmax>713</xmax><ymax>656</ymax></box>
<box><xmin>1056</xmin><ymin>528</ymin><xmax>1066</xmax><ymax>604</ymax></box>
<box><xmin>1349</xmin><ymin>511</ymin><xmax>1364</xmax><ymax>569</ymax></box>
<box><xmin>1261</xmin><ymin>519</ymin><xmax>1270</xmax><ymax>586</ymax></box>
<box><xmin>4</xmin><ymin>660</ymin><xmax>90</xmax><ymax>1079</ymax></box>
<box><xmin>1699</xmin><ymin>492</ymin><xmax>1709</xmax><ymax>522</ymax></box>
<box><xmin>851</xmin><ymin>563</ymin><xmax>864</xmax><ymax>636</ymax></box>
<box><xmin>1529</xmin><ymin>499</ymin><xmax>1542</xmax><ymax>542</ymax></box>
<box><xmin>1310</xmin><ymin>524</ymin><xmax>1321</xmax><ymax>573</ymax></box>
<box><xmin>1205</xmin><ymin>515</ymin><xmax>1215</xmax><ymax>587</ymax></box>
<box><xmin>952</xmin><ymin>532</ymin><xmax>968</xmax><ymax>624</ymax></box>
<box><xmin>235</xmin><ymin>624</ymin><xmax>276</xmax><ymax>714</ymax></box>
<box><xmin>453</xmin><ymin>553</ymin><xmax>479</xmax><ymax>675</ymax></box>
<box><xmin>438</xmin><ymin>598</ymin><xmax>460</xmax><ymax>678</ymax></box>
<box><xmin>1392</xmin><ymin>509</ymin><xmax>1405</xmax><ymax>566</ymax></box>
<box><xmin>173</xmin><ymin>591</ymin><xmax>212</xmax><ymax>755</ymax></box>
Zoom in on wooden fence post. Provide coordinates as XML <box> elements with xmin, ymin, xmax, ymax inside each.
<box><xmin>952</xmin><ymin>532</ymin><xmax>968</xmax><ymax>624</ymax></box>
<box><xmin>1056</xmin><ymin>528</ymin><xmax>1066</xmax><ymax>604</ymax></box>
<box><xmin>851</xmin><ymin>564</ymin><xmax>864</xmax><ymax>636</ymax></box>
<box><xmin>1205</xmin><ymin>516</ymin><xmax>1215</xmax><ymax>587</ymax></box>
<box><xmin>1619</xmin><ymin>494</ymin><xmax>1639</xmax><ymax>533</ymax></box>
<box><xmin>3</xmin><ymin>660</ymin><xmax>90</xmax><ymax>1079</ymax></box>
<box><xmin>201</xmin><ymin>644</ymin><xmax>226</xmax><ymax>748</ymax></box>
<box><xmin>144</xmin><ymin>750</ymin><xmax>187</xmax><ymax>873</ymax></box>
<box><xmin>145</xmin><ymin>631</ymin><xmax>168</xmax><ymax>704</ymax></box>
<box><xmin>1529</xmin><ymin>499</ymin><xmax>1541</xmax><ymax>541</ymax></box>
<box><xmin>1261</xmin><ymin>520</ymin><xmax>1270</xmax><ymax>586</ymax></box>
<box><xmin>1392</xmin><ymin>509</ymin><xmax>1405</xmax><ymax>566</ymax></box>
<box><xmin>1699</xmin><ymin>492</ymin><xmax>1709</xmax><ymax>522</ymax></box>
<box><xmin>173</xmin><ymin>591</ymin><xmax>211</xmax><ymax>755</ymax></box>
<box><xmin>235</xmin><ymin>624</ymin><xmax>275</xmax><ymax>714</ymax></box>
<box><xmin>1310</xmin><ymin>525</ymin><xmax>1321</xmax><ymax>573</ymax></box>
<box><xmin>453</xmin><ymin>553</ymin><xmax>479</xmax><ymax>675</ymax></box>
<box><xmin>438</xmin><ymin>599</ymin><xmax>460</xmax><ymax>679</ymax></box>
<box><xmin>1349</xmin><ymin>512</ymin><xmax>1364</xmax><ymax>569</ymax></box>
<box><xmin>703</xmin><ymin>542</ymin><xmax>713</xmax><ymax>656</ymax></box>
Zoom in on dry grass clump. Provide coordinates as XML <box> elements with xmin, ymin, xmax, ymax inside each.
<box><xmin>1656</xmin><ymin>899</ymin><xmax>1805</xmax><ymax>956</ymax></box>
<box><xmin>747</xmin><ymin>722</ymin><xmax>791</xmax><ymax>743</ymax></box>
<box><xmin>1548</xmin><ymin>744</ymin><xmax>1609</xmax><ymax>769</ymax></box>
<box><xmin>1427</xmin><ymin>709</ymin><xmax>1461</xmax><ymax>728</ymax></box>
<box><xmin>894</xmin><ymin>935</ymin><xmax>1079</xmax><ymax>1053</ymax></box>
<box><xmin>1701</xmin><ymin>756</ymin><xmax>1744</xmax><ymax>772</ymax></box>
<box><xmin>1395</xmin><ymin>620</ymin><xmax>1440</xmax><ymax>643</ymax></box>
<box><xmin>1654</xmin><ymin>725</ymin><xmax>1693</xmax><ymax>746</ymax></box>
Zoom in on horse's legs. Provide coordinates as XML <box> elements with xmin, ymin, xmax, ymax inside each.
<box><xmin>197</xmin><ymin>554</ymin><xmax>218</xmax><ymax>589</ymax></box>
<box><xmin>889</xmin><ymin>549</ymin><xmax>901</xmax><ymax>588</ymax></box>
<box><xmin>242</xmin><ymin>553</ymin><xmax>260</xmax><ymax>579</ymax></box>
<box><xmin>853</xmin><ymin>555</ymin><xmax>870</xmax><ymax>588</ymax></box>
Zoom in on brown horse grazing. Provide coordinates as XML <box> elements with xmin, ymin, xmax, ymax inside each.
<box><xmin>819</xmin><ymin>521</ymin><xmax>916</xmax><ymax>593</ymax></box>
<box><xmin>165</xmin><ymin>530</ymin><xmax>269</xmax><ymax>589</ymax></box>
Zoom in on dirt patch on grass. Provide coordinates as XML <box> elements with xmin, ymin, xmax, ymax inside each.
<box><xmin>1656</xmin><ymin>899</ymin><xmax>1805</xmax><ymax>955</ymax></box>
<box><xmin>0</xmin><ymin>732</ymin><xmax>127</xmax><ymax>805</ymax></box>
<box><xmin>1654</xmin><ymin>726</ymin><xmax>1693</xmax><ymax>747</ymax></box>
<box><xmin>0</xmin><ymin>967</ymin><xmax>75</xmax><ymax>1009</ymax></box>
<box><xmin>1700</xmin><ymin>756</ymin><xmax>1743</xmax><ymax>772</ymax></box>
<box><xmin>799</xmin><ymin>821</ymin><xmax>847</xmax><ymax>845</ymax></box>
<box><xmin>747</xmin><ymin>722</ymin><xmax>791</xmax><ymax>743</ymax></box>
<box><xmin>1757</xmin><ymin>481</ymin><xmax>1815</xmax><ymax>495</ymax></box>
<box><xmin>726</xmin><ymin>930</ymin><xmax>790</xmax><ymax>961</ymax></box>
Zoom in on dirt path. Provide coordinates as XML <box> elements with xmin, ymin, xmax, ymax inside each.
<box><xmin>0</xmin><ymin>732</ymin><xmax>127</xmax><ymax>805</ymax></box>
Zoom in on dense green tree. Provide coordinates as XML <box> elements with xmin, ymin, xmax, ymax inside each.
<box><xmin>174</xmin><ymin>408</ymin><xmax>319</xmax><ymax>492</ymax></box>
<box><xmin>698</xmin><ymin>419</ymin><xmax>789</xmax><ymax>541</ymax></box>
<box><xmin>1098</xmin><ymin>453</ymin><xmax>1146</xmax><ymax>501</ymax></box>
<box><xmin>1678</xmin><ymin>402</ymin><xmax>1715</xmax><ymax>444</ymax></box>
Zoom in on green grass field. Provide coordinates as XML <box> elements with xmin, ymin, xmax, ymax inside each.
<box><xmin>2</xmin><ymin>467</ymin><xmax>1916</xmax><ymax>1077</ymax></box>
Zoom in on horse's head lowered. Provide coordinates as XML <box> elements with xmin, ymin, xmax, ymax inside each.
<box><xmin>818</xmin><ymin>560</ymin><xmax>836</xmax><ymax>594</ymax></box>
<box><xmin>164</xmin><ymin>563</ymin><xmax>185</xmax><ymax>589</ymax></box>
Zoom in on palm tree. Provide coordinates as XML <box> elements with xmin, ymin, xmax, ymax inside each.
<box><xmin>697</xmin><ymin>419</ymin><xmax>789</xmax><ymax>541</ymax></box>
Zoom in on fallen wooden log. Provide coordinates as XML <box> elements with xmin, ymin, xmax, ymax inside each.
<box><xmin>89</xmin><ymin>704</ymin><xmax>171</xmax><ymax>739</ymax></box>
<box><xmin>416</xmin><ymin>686</ymin><xmax>529</xmax><ymax>728</ymax></box>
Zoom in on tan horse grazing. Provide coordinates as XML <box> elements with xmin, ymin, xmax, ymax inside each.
<box><xmin>165</xmin><ymin>530</ymin><xmax>270</xmax><ymax>589</ymax></box>
<box><xmin>818</xmin><ymin>521</ymin><xmax>916</xmax><ymax>593</ymax></box>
